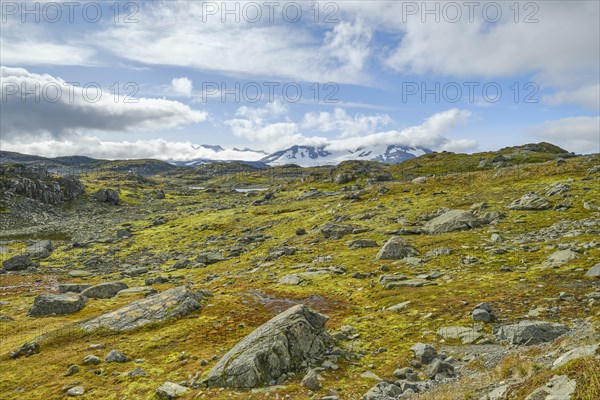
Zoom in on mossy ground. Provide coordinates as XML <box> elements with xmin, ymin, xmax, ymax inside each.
<box><xmin>1</xmin><ymin>153</ymin><xmax>599</xmax><ymax>399</ymax></box>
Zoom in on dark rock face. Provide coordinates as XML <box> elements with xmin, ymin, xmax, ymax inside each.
<box><xmin>205</xmin><ymin>304</ymin><xmax>333</xmax><ymax>388</ymax></box>
<box><xmin>27</xmin><ymin>293</ymin><xmax>87</xmax><ymax>317</ymax></box>
<box><xmin>94</xmin><ymin>189</ymin><xmax>120</xmax><ymax>205</ymax></box>
<box><xmin>2</xmin><ymin>254</ymin><xmax>37</xmax><ymax>271</ymax></box>
<box><xmin>10</xmin><ymin>341</ymin><xmax>40</xmax><ymax>359</ymax></box>
<box><xmin>79</xmin><ymin>286</ymin><xmax>210</xmax><ymax>332</ymax></box>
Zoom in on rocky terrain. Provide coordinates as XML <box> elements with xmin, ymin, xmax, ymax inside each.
<box><xmin>0</xmin><ymin>143</ymin><xmax>599</xmax><ymax>399</ymax></box>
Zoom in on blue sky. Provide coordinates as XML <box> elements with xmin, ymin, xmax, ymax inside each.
<box><xmin>1</xmin><ymin>0</ymin><xmax>598</xmax><ymax>160</ymax></box>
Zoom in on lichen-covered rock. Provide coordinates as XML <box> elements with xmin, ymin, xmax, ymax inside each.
<box><xmin>79</xmin><ymin>286</ymin><xmax>210</xmax><ymax>332</ymax></box>
<box><xmin>376</xmin><ymin>236</ymin><xmax>418</xmax><ymax>260</ymax></box>
<box><xmin>205</xmin><ymin>304</ymin><xmax>333</xmax><ymax>388</ymax></box>
<box><xmin>27</xmin><ymin>293</ymin><xmax>86</xmax><ymax>317</ymax></box>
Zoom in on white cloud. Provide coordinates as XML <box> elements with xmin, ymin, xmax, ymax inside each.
<box><xmin>0</xmin><ymin>136</ymin><xmax>266</xmax><ymax>162</ymax></box>
<box><xmin>302</xmin><ymin>108</ymin><xmax>392</xmax><ymax>137</ymax></box>
<box><xmin>0</xmin><ymin>67</ymin><xmax>207</xmax><ymax>139</ymax></box>
<box><xmin>92</xmin><ymin>2</ymin><xmax>372</xmax><ymax>84</ymax></box>
<box><xmin>534</xmin><ymin>116</ymin><xmax>600</xmax><ymax>154</ymax></box>
<box><xmin>171</xmin><ymin>77</ymin><xmax>194</xmax><ymax>97</ymax></box>
<box><xmin>226</xmin><ymin>102</ymin><xmax>474</xmax><ymax>152</ymax></box>
<box><xmin>543</xmin><ymin>84</ymin><xmax>600</xmax><ymax>111</ymax></box>
<box><xmin>0</xmin><ymin>19</ymin><xmax>96</xmax><ymax>66</ymax></box>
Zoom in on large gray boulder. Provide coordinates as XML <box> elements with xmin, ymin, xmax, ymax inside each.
<box><xmin>507</xmin><ymin>192</ymin><xmax>551</xmax><ymax>210</ymax></box>
<box><xmin>79</xmin><ymin>286</ymin><xmax>210</xmax><ymax>332</ymax></box>
<box><xmin>28</xmin><ymin>293</ymin><xmax>87</xmax><ymax>317</ymax></box>
<box><xmin>205</xmin><ymin>304</ymin><xmax>333</xmax><ymax>388</ymax></box>
<box><xmin>2</xmin><ymin>254</ymin><xmax>37</xmax><ymax>271</ymax></box>
<box><xmin>495</xmin><ymin>320</ymin><xmax>569</xmax><ymax>345</ymax></box>
<box><xmin>424</xmin><ymin>210</ymin><xmax>494</xmax><ymax>234</ymax></box>
<box><xmin>81</xmin><ymin>282</ymin><xmax>128</xmax><ymax>299</ymax></box>
<box><xmin>376</xmin><ymin>236</ymin><xmax>418</xmax><ymax>260</ymax></box>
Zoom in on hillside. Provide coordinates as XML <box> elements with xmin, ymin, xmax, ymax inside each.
<box><xmin>0</xmin><ymin>145</ymin><xmax>598</xmax><ymax>400</ymax></box>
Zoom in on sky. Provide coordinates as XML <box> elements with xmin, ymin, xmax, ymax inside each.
<box><xmin>0</xmin><ymin>0</ymin><xmax>599</xmax><ymax>161</ymax></box>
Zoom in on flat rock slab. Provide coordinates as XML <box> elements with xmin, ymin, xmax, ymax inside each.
<box><xmin>79</xmin><ymin>286</ymin><xmax>210</xmax><ymax>332</ymax></box>
<box><xmin>205</xmin><ymin>304</ymin><xmax>333</xmax><ymax>388</ymax></box>
<box><xmin>553</xmin><ymin>344</ymin><xmax>599</xmax><ymax>369</ymax></box>
<box><xmin>156</xmin><ymin>381</ymin><xmax>190</xmax><ymax>399</ymax></box>
<box><xmin>28</xmin><ymin>293</ymin><xmax>87</xmax><ymax>317</ymax></box>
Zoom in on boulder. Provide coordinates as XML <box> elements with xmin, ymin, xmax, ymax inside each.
<box><xmin>10</xmin><ymin>341</ymin><xmax>40</xmax><ymax>359</ymax></box>
<box><xmin>348</xmin><ymin>239</ymin><xmax>378</xmax><ymax>249</ymax></box>
<box><xmin>544</xmin><ymin>249</ymin><xmax>577</xmax><ymax>268</ymax></box>
<box><xmin>156</xmin><ymin>382</ymin><xmax>190</xmax><ymax>399</ymax></box>
<box><xmin>301</xmin><ymin>369</ymin><xmax>321</xmax><ymax>391</ymax></box>
<box><xmin>196</xmin><ymin>252</ymin><xmax>224</xmax><ymax>264</ymax></box>
<box><xmin>552</xmin><ymin>344</ymin><xmax>599</xmax><ymax>369</ymax></box>
<box><xmin>524</xmin><ymin>375</ymin><xmax>576</xmax><ymax>400</ymax></box>
<box><xmin>105</xmin><ymin>349</ymin><xmax>128</xmax><ymax>363</ymax></box>
<box><xmin>2</xmin><ymin>254</ymin><xmax>37</xmax><ymax>271</ymax></box>
<box><xmin>411</xmin><ymin>343</ymin><xmax>437</xmax><ymax>364</ymax></box>
<box><xmin>94</xmin><ymin>189</ymin><xmax>119</xmax><ymax>205</ymax></box>
<box><xmin>507</xmin><ymin>193</ymin><xmax>551</xmax><ymax>210</ymax></box>
<box><xmin>424</xmin><ymin>210</ymin><xmax>492</xmax><ymax>234</ymax></box>
<box><xmin>26</xmin><ymin>240</ymin><xmax>53</xmax><ymax>259</ymax></box>
<box><xmin>363</xmin><ymin>381</ymin><xmax>404</xmax><ymax>400</ymax></box>
<box><xmin>495</xmin><ymin>320</ymin><xmax>569</xmax><ymax>345</ymax></box>
<box><xmin>376</xmin><ymin>236</ymin><xmax>418</xmax><ymax>260</ymax></box>
<box><xmin>585</xmin><ymin>263</ymin><xmax>600</xmax><ymax>278</ymax></box>
<box><xmin>546</xmin><ymin>183</ymin><xmax>571</xmax><ymax>197</ymax></box>
<box><xmin>28</xmin><ymin>293</ymin><xmax>86</xmax><ymax>317</ymax></box>
<box><xmin>58</xmin><ymin>284</ymin><xmax>92</xmax><ymax>294</ymax></box>
<box><xmin>79</xmin><ymin>286</ymin><xmax>210</xmax><ymax>332</ymax></box>
<box><xmin>81</xmin><ymin>282</ymin><xmax>128</xmax><ymax>299</ymax></box>
<box><xmin>205</xmin><ymin>304</ymin><xmax>333</xmax><ymax>388</ymax></box>
<box><xmin>320</xmin><ymin>223</ymin><xmax>360</xmax><ymax>239</ymax></box>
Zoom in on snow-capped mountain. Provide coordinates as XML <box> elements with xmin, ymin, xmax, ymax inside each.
<box><xmin>169</xmin><ymin>144</ymin><xmax>431</xmax><ymax>167</ymax></box>
<box><xmin>260</xmin><ymin>144</ymin><xmax>431</xmax><ymax>166</ymax></box>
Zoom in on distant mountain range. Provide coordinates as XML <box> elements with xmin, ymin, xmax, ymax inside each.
<box><xmin>169</xmin><ymin>143</ymin><xmax>430</xmax><ymax>167</ymax></box>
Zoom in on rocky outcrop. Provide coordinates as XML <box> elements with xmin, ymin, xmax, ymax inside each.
<box><xmin>0</xmin><ymin>169</ymin><xmax>85</xmax><ymax>205</ymax></box>
<box><xmin>205</xmin><ymin>304</ymin><xmax>333</xmax><ymax>388</ymax></box>
<box><xmin>27</xmin><ymin>293</ymin><xmax>87</xmax><ymax>317</ymax></box>
<box><xmin>79</xmin><ymin>286</ymin><xmax>210</xmax><ymax>332</ymax></box>
<box><xmin>495</xmin><ymin>320</ymin><xmax>569</xmax><ymax>345</ymax></box>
